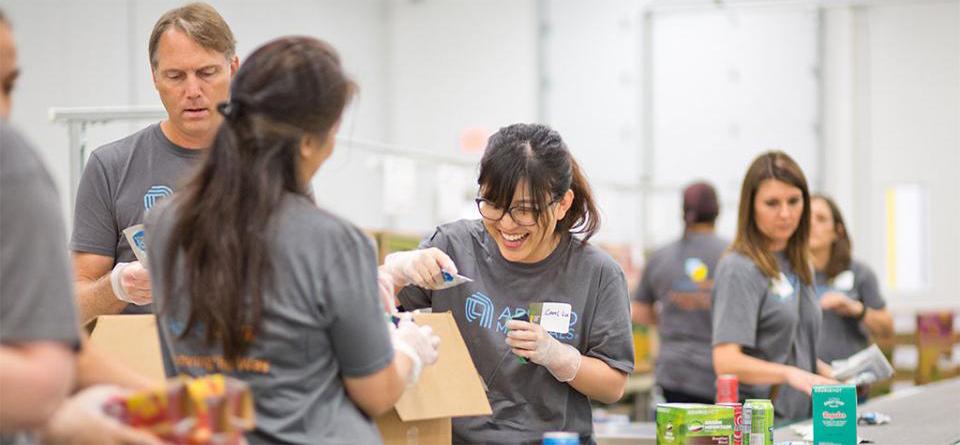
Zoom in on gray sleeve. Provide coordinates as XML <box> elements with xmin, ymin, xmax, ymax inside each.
<box><xmin>634</xmin><ymin>254</ymin><xmax>657</xmax><ymax>304</ymax></box>
<box><xmin>70</xmin><ymin>152</ymin><xmax>119</xmax><ymax>258</ymax></box>
<box><xmin>327</xmin><ymin>226</ymin><xmax>395</xmax><ymax>377</ymax></box>
<box><xmin>855</xmin><ymin>263</ymin><xmax>886</xmax><ymax>310</ymax></box>
<box><xmin>142</xmin><ymin>201</ymin><xmax>178</xmax><ymax>377</ymax></box>
<box><xmin>711</xmin><ymin>256</ymin><xmax>767</xmax><ymax>348</ymax></box>
<box><xmin>396</xmin><ymin>229</ymin><xmax>444</xmax><ymax>311</ymax></box>
<box><xmin>0</xmin><ymin>155</ymin><xmax>80</xmax><ymax>348</ymax></box>
<box><xmin>585</xmin><ymin>262</ymin><xmax>635</xmax><ymax>373</ymax></box>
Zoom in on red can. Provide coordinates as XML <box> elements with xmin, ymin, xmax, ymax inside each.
<box><xmin>716</xmin><ymin>374</ymin><xmax>739</xmax><ymax>404</ymax></box>
<box><xmin>718</xmin><ymin>402</ymin><xmax>743</xmax><ymax>445</ymax></box>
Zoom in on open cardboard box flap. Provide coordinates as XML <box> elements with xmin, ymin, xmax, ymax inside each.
<box><xmin>393</xmin><ymin>312</ymin><xmax>492</xmax><ymax>421</ymax></box>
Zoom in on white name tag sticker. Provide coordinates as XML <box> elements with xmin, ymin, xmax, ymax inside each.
<box><xmin>831</xmin><ymin>270</ymin><xmax>855</xmax><ymax>292</ymax></box>
<box><xmin>539</xmin><ymin>302</ymin><xmax>572</xmax><ymax>334</ymax></box>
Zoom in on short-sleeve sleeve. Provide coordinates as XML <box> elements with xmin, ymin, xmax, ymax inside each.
<box><xmin>585</xmin><ymin>261</ymin><xmax>635</xmax><ymax>374</ymax></box>
<box><xmin>634</xmin><ymin>253</ymin><xmax>658</xmax><ymax>304</ymax></box>
<box><xmin>396</xmin><ymin>228</ymin><xmax>448</xmax><ymax>311</ymax></box>
<box><xmin>855</xmin><ymin>263</ymin><xmax>886</xmax><ymax>310</ymax></box>
<box><xmin>0</xmin><ymin>138</ymin><xmax>80</xmax><ymax>348</ymax></box>
<box><xmin>326</xmin><ymin>226</ymin><xmax>395</xmax><ymax>377</ymax></box>
<box><xmin>70</xmin><ymin>152</ymin><xmax>119</xmax><ymax>258</ymax></box>
<box><xmin>711</xmin><ymin>255</ymin><xmax>767</xmax><ymax>348</ymax></box>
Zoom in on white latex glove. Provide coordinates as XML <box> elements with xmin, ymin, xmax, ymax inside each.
<box><xmin>382</xmin><ymin>248</ymin><xmax>458</xmax><ymax>290</ymax></box>
<box><xmin>377</xmin><ymin>269</ymin><xmax>398</xmax><ymax>314</ymax></box>
<box><xmin>390</xmin><ymin>314</ymin><xmax>441</xmax><ymax>385</ymax></box>
<box><xmin>110</xmin><ymin>261</ymin><xmax>152</xmax><ymax>305</ymax></box>
<box><xmin>505</xmin><ymin>320</ymin><xmax>581</xmax><ymax>382</ymax></box>
<box><xmin>39</xmin><ymin>385</ymin><xmax>164</xmax><ymax>445</ymax></box>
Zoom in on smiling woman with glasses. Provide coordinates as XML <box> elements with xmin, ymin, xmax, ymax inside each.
<box><xmin>380</xmin><ymin>123</ymin><xmax>634</xmax><ymax>444</ymax></box>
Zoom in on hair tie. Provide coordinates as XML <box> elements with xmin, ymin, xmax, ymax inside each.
<box><xmin>217</xmin><ymin>93</ymin><xmax>254</xmax><ymax>122</ymax></box>
<box><xmin>217</xmin><ymin>101</ymin><xmax>239</xmax><ymax>122</ymax></box>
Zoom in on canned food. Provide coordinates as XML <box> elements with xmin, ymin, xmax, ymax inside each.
<box><xmin>542</xmin><ymin>431</ymin><xmax>579</xmax><ymax>445</ymax></box>
<box><xmin>742</xmin><ymin>399</ymin><xmax>774</xmax><ymax>445</ymax></box>
<box><xmin>716</xmin><ymin>374</ymin><xmax>739</xmax><ymax>404</ymax></box>
<box><xmin>717</xmin><ymin>402</ymin><xmax>743</xmax><ymax>445</ymax></box>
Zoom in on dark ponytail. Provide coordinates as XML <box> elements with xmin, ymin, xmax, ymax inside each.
<box><xmin>160</xmin><ymin>37</ymin><xmax>354</xmax><ymax>363</ymax></box>
<box><xmin>563</xmin><ymin>156</ymin><xmax>600</xmax><ymax>242</ymax></box>
<box><xmin>478</xmin><ymin>123</ymin><xmax>601</xmax><ymax>243</ymax></box>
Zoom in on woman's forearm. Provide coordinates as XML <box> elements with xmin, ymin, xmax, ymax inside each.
<box><xmin>568</xmin><ymin>356</ymin><xmax>627</xmax><ymax>404</ymax></box>
<box><xmin>713</xmin><ymin>344</ymin><xmax>790</xmax><ymax>386</ymax></box>
<box><xmin>817</xmin><ymin>359</ymin><xmax>834</xmax><ymax>378</ymax></box>
<box><xmin>863</xmin><ymin>307</ymin><xmax>894</xmax><ymax>339</ymax></box>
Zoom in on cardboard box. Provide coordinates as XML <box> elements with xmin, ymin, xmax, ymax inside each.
<box><xmin>89</xmin><ymin>314</ymin><xmax>166</xmax><ymax>384</ymax></box>
<box><xmin>373</xmin><ymin>230</ymin><xmax>423</xmax><ymax>265</ymax></box>
<box><xmin>89</xmin><ymin>312</ymin><xmax>491</xmax><ymax>444</ymax></box>
<box><xmin>812</xmin><ymin>385</ymin><xmax>857</xmax><ymax>445</ymax></box>
<box><xmin>375</xmin><ymin>312</ymin><xmax>492</xmax><ymax>444</ymax></box>
<box><xmin>655</xmin><ymin>403</ymin><xmax>734</xmax><ymax>445</ymax></box>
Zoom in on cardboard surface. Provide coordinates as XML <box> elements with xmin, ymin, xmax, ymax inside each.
<box><xmin>88</xmin><ymin>314</ymin><xmax>166</xmax><ymax>384</ymax></box>
<box><xmin>376</xmin><ymin>411</ymin><xmax>452</xmax><ymax>445</ymax></box>
<box><xmin>392</xmin><ymin>312</ymin><xmax>492</xmax><ymax>421</ymax></box>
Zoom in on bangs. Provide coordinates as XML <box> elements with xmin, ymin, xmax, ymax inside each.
<box><xmin>478</xmin><ymin>142</ymin><xmax>555</xmax><ymax>215</ymax></box>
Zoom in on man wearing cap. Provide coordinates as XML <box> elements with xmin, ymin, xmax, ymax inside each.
<box><xmin>632</xmin><ymin>181</ymin><xmax>729</xmax><ymax>403</ymax></box>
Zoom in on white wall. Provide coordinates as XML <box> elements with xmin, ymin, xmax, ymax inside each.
<box><xmin>4</xmin><ymin>0</ymin><xmax>389</xmax><ymax>228</ymax></box>
<box><xmin>646</xmin><ymin>5</ymin><xmax>821</xmax><ymax>247</ymax></box>
<box><xmin>378</xmin><ymin>0</ymin><xmax>539</xmax><ymax>233</ymax></box>
<box><xmin>852</xmin><ymin>1</ymin><xmax>960</xmax><ymax>311</ymax></box>
<box><xmin>543</xmin><ymin>0</ymin><xmax>644</xmax><ymax>245</ymax></box>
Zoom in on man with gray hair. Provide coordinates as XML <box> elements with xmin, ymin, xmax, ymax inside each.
<box><xmin>71</xmin><ymin>3</ymin><xmax>239</xmax><ymax>323</ymax></box>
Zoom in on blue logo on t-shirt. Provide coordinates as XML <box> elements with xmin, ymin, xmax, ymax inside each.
<box><xmin>464</xmin><ymin>292</ymin><xmax>580</xmax><ymax>341</ymax></box>
<box><xmin>144</xmin><ymin>185</ymin><xmax>173</xmax><ymax>210</ymax></box>
<box><xmin>465</xmin><ymin>292</ymin><xmax>495</xmax><ymax>329</ymax></box>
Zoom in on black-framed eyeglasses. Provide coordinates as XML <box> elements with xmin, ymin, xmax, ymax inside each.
<box><xmin>475</xmin><ymin>197</ymin><xmax>559</xmax><ymax>227</ymax></box>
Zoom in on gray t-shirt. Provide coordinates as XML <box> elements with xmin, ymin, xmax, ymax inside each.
<box><xmin>634</xmin><ymin>232</ymin><xmax>728</xmax><ymax>400</ymax></box>
<box><xmin>398</xmin><ymin>219</ymin><xmax>634</xmax><ymax>445</ymax></box>
<box><xmin>146</xmin><ymin>194</ymin><xmax>393</xmax><ymax>445</ymax></box>
<box><xmin>815</xmin><ymin>260</ymin><xmax>886</xmax><ymax>364</ymax></box>
<box><xmin>71</xmin><ymin>123</ymin><xmax>202</xmax><ymax>314</ymax></box>
<box><xmin>1</xmin><ymin>122</ymin><xmax>81</xmax><ymax>445</ymax></box>
<box><xmin>711</xmin><ymin>251</ymin><xmax>821</xmax><ymax>421</ymax></box>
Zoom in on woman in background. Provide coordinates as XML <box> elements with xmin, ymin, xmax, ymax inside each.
<box><xmin>809</xmin><ymin>194</ymin><xmax>893</xmax><ymax>394</ymax></box>
<box><xmin>147</xmin><ymin>37</ymin><xmax>439</xmax><ymax>444</ymax></box>
<box><xmin>712</xmin><ymin>151</ymin><xmax>837</xmax><ymax>423</ymax></box>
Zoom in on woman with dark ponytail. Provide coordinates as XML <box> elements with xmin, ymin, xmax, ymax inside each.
<box><xmin>381</xmin><ymin>123</ymin><xmax>634</xmax><ymax>444</ymax></box>
<box><xmin>146</xmin><ymin>37</ymin><xmax>439</xmax><ymax>444</ymax></box>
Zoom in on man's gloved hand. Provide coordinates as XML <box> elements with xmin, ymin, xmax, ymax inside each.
<box><xmin>110</xmin><ymin>261</ymin><xmax>151</xmax><ymax>305</ymax></box>
<box><xmin>505</xmin><ymin>320</ymin><xmax>581</xmax><ymax>382</ymax></box>
<box><xmin>390</xmin><ymin>314</ymin><xmax>441</xmax><ymax>385</ymax></box>
<box><xmin>381</xmin><ymin>248</ymin><xmax>458</xmax><ymax>290</ymax></box>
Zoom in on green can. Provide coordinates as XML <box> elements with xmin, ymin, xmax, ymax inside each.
<box><xmin>742</xmin><ymin>399</ymin><xmax>774</xmax><ymax>445</ymax></box>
